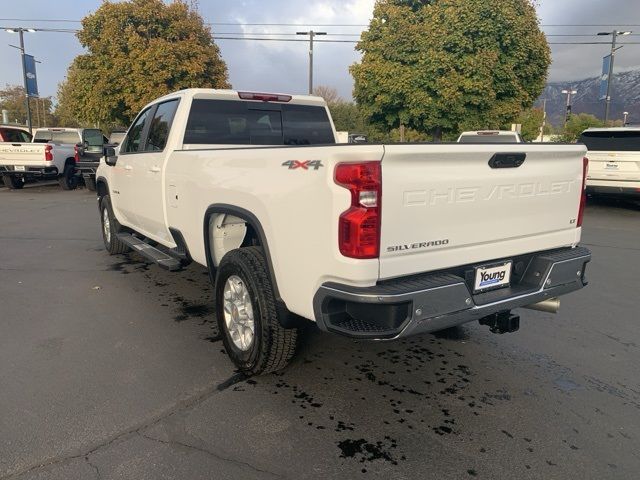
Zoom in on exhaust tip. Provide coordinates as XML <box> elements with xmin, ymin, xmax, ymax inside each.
<box><xmin>523</xmin><ymin>298</ymin><xmax>560</xmax><ymax>314</ymax></box>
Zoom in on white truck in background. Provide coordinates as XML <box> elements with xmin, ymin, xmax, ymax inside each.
<box><xmin>0</xmin><ymin>127</ymin><xmax>104</xmax><ymax>190</ymax></box>
<box><xmin>580</xmin><ymin>127</ymin><xmax>640</xmax><ymax>198</ymax></box>
<box><xmin>96</xmin><ymin>88</ymin><xmax>591</xmax><ymax>375</ymax></box>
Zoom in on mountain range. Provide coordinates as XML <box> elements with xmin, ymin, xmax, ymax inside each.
<box><xmin>536</xmin><ymin>69</ymin><xmax>640</xmax><ymax>127</ymax></box>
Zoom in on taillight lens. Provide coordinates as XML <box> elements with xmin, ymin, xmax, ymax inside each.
<box><xmin>335</xmin><ymin>162</ymin><xmax>381</xmax><ymax>259</ymax></box>
<box><xmin>74</xmin><ymin>145</ymin><xmax>80</xmax><ymax>162</ymax></box>
<box><xmin>44</xmin><ymin>144</ymin><xmax>53</xmax><ymax>162</ymax></box>
<box><xmin>577</xmin><ymin>157</ymin><xmax>588</xmax><ymax>227</ymax></box>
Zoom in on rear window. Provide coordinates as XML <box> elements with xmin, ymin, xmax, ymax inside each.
<box><xmin>458</xmin><ymin>134</ymin><xmax>519</xmax><ymax>144</ymax></box>
<box><xmin>579</xmin><ymin>131</ymin><xmax>640</xmax><ymax>152</ymax></box>
<box><xmin>0</xmin><ymin>128</ymin><xmax>31</xmax><ymax>143</ymax></box>
<box><xmin>184</xmin><ymin>99</ymin><xmax>335</xmax><ymax>146</ymax></box>
<box><xmin>33</xmin><ymin>130</ymin><xmax>81</xmax><ymax>144</ymax></box>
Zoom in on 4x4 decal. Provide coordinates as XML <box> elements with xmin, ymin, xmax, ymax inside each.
<box><xmin>282</xmin><ymin>160</ymin><xmax>324</xmax><ymax>171</ymax></box>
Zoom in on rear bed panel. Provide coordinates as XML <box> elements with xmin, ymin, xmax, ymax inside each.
<box><xmin>379</xmin><ymin>144</ymin><xmax>586</xmax><ymax>280</ymax></box>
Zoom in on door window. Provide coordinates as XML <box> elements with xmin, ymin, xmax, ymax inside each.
<box><xmin>122</xmin><ymin>108</ymin><xmax>151</xmax><ymax>153</ymax></box>
<box><xmin>145</xmin><ymin>100</ymin><xmax>179</xmax><ymax>152</ymax></box>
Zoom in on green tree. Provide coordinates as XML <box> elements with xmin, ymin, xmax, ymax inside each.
<box><xmin>514</xmin><ymin>107</ymin><xmax>544</xmax><ymax>141</ymax></box>
<box><xmin>351</xmin><ymin>0</ymin><xmax>551</xmax><ymax>140</ymax></box>
<box><xmin>559</xmin><ymin>113</ymin><xmax>604</xmax><ymax>142</ymax></box>
<box><xmin>0</xmin><ymin>85</ymin><xmax>55</xmax><ymax>127</ymax></box>
<box><xmin>56</xmin><ymin>0</ymin><xmax>229</xmax><ymax>129</ymax></box>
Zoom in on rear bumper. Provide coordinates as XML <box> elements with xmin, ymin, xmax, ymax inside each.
<box><xmin>586</xmin><ymin>183</ymin><xmax>640</xmax><ymax>197</ymax></box>
<box><xmin>313</xmin><ymin>246</ymin><xmax>591</xmax><ymax>340</ymax></box>
<box><xmin>76</xmin><ymin>162</ymin><xmax>99</xmax><ymax>176</ymax></box>
<box><xmin>0</xmin><ymin>165</ymin><xmax>59</xmax><ymax>177</ymax></box>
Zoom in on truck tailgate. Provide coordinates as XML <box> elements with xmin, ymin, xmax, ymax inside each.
<box><xmin>0</xmin><ymin>143</ymin><xmax>47</xmax><ymax>166</ymax></box>
<box><xmin>587</xmin><ymin>150</ymin><xmax>640</xmax><ymax>183</ymax></box>
<box><xmin>379</xmin><ymin>144</ymin><xmax>586</xmax><ymax>280</ymax></box>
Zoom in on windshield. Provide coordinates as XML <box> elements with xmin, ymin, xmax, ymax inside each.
<box><xmin>33</xmin><ymin>130</ymin><xmax>81</xmax><ymax>144</ymax></box>
<box><xmin>579</xmin><ymin>131</ymin><xmax>640</xmax><ymax>152</ymax></box>
<box><xmin>458</xmin><ymin>134</ymin><xmax>519</xmax><ymax>144</ymax></box>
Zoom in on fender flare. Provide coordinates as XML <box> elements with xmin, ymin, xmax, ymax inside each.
<box><xmin>203</xmin><ymin>204</ymin><xmax>300</xmax><ymax>328</ymax></box>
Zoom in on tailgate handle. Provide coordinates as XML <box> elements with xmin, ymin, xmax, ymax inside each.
<box><xmin>489</xmin><ymin>153</ymin><xmax>526</xmax><ymax>169</ymax></box>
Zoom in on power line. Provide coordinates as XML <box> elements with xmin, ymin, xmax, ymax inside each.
<box><xmin>2</xmin><ymin>18</ymin><xmax>640</xmax><ymax>28</ymax></box>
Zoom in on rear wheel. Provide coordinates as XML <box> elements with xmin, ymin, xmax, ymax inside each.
<box><xmin>84</xmin><ymin>176</ymin><xmax>96</xmax><ymax>191</ymax></box>
<box><xmin>3</xmin><ymin>175</ymin><xmax>24</xmax><ymax>190</ymax></box>
<box><xmin>58</xmin><ymin>163</ymin><xmax>78</xmax><ymax>190</ymax></box>
<box><xmin>100</xmin><ymin>195</ymin><xmax>129</xmax><ymax>254</ymax></box>
<box><xmin>215</xmin><ymin>247</ymin><xmax>298</xmax><ymax>375</ymax></box>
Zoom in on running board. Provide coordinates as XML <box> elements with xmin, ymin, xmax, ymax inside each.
<box><xmin>117</xmin><ymin>233</ymin><xmax>183</xmax><ymax>271</ymax></box>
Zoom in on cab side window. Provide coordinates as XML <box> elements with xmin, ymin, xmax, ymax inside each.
<box><xmin>122</xmin><ymin>108</ymin><xmax>151</xmax><ymax>153</ymax></box>
<box><xmin>145</xmin><ymin>100</ymin><xmax>179</xmax><ymax>152</ymax></box>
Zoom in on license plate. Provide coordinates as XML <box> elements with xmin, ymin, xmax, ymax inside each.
<box><xmin>14</xmin><ymin>166</ymin><xmax>25</xmax><ymax>171</ymax></box>
<box><xmin>474</xmin><ymin>261</ymin><xmax>512</xmax><ymax>292</ymax></box>
<box><xmin>605</xmin><ymin>163</ymin><xmax>619</xmax><ymax>170</ymax></box>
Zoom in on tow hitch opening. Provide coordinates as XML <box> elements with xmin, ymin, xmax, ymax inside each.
<box><xmin>479</xmin><ymin>311</ymin><xmax>520</xmax><ymax>335</ymax></box>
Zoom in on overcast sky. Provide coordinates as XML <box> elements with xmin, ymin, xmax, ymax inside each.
<box><xmin>1</xmin><ymin>0</ymin><xmax>639</xmax><ymax>102</ymax></box>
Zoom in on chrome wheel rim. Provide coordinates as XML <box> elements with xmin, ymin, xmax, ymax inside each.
<box><xmin>103</xmin><ymin>208</ymin><xmax>111</xmax><ymax>243</ymax></box>
<box><xmin>223</xmin><ymin>275</ymin><xmax>255</xmax><ymax>351</ymax></box>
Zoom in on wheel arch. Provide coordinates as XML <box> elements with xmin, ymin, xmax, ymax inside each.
<box><xmin>203</xmin><ymin>204</ymin><xmax>301</xmax><ymax>328</ymax></box>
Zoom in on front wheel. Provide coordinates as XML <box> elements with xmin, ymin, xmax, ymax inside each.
<box><xmin>58</xmin><ymin>163</ymin><xmax>78</xmax><ymax>190</ymax></box>
<box><xmin>100</xmin><ymin>195</ymin><xmax>129</xmax><ymax>254</ymax></box>
<box><xmin>3</xmin><ymin>175</ymin><xmax>24</xmax><ymax>190</ymax></box>
<box><xmin>215</xmin><ymin>247</ymin><xmax>298</xmax><ymax>375</ymax></box>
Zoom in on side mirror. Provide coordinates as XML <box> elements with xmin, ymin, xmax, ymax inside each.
<box><xmin>104</xmin><ymin>146</ymin><xmax>117</xmax><ymax>166</ymax></box>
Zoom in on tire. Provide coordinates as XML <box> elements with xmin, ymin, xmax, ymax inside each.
<box><xmin>3</xmin><ymin>175</ymin><xmax>24</xmax><ymax>190</ymax></box>
<box><xmin>100</xmin><ymin>195</ymin><xmax>129</xmax><ymax>254</ymax></box>
<box><xmin>84</xmin><ymin>176</ymin><xmax>97</xmax><ymax>191</ymax></box>
<box><xmin>58</xmin><ymin>163</ymin><xmax>78</xmax><ymax>190</ymax></box>
<box><xmin>215</xmin><ymin>247</ymin><xmax>298</xmax><ymax>375</ymax></box>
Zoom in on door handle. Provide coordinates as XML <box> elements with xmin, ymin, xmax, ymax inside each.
<box><xmin>149</xmin><ymin>166</ymin><xmax>161</xmax><ymax>173</ymax></box>
<box><xmin>124</xmin><ymin>165</ymin><xmax>133</xmax><ymax>171</ymax></box>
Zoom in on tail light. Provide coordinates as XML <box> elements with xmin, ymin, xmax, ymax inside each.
<box><xmin>74</xmin><ymin>145</ymin><xmax>80</xmax><ymax>162</ymax></box>
<box><xmin>577</xmin><ymin>157</ymin><xmax>588</xmax><ymax>227</ymax></box>
<box><xmin>335</xmin><ymin>162</ymin><xmax>381</xmax><ymax>259</ymax></box>
<box><xmin>44</xmin><ymin>144</ymin><xmax>53</xmax><ymax>161</ymax></box>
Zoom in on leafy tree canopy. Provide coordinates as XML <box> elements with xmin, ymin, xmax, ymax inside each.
<box><xmin>351</xmin><ymin>0</ymin><xmax>551</xmax><ymax>140</ymax></box>
<box><xmin>559</xmin><ymin>113</ymin><xmax>604</xmax><ymax>142</ymax></box>
<box><xmin>56</xmin><ymin>0</ymin><xmax>229</xmax><ymax>129</ymax></box>
<box><xmin>0</xmin><ymin>85</ymin><xmax>55</xmax><ymax>127</ymax></box>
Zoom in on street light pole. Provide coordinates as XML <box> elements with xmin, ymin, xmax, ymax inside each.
<box><xmin>598</xmin><ymin>30</ymin><xmax>632</xmax><ymax>125</ymax></box>
<box><xmin>6</xmin><ymin>27</ymin><xmax>35</xmax><ymax>133</ymax></box>
<box><xmin>623</xmin><ymin>111</ymin><xmax>629</xmax><ymax>126</ymax></box>
<box><xmin>296</xmin><ymin>31</ymin><xmax>327</xmax><ymax>94</ymax></box>
<box><xmin>561</xmin><ymin>88</ymin><xmax>577</xmax><ymax>125</ymax></box>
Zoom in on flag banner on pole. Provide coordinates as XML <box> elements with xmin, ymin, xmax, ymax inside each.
<box><xmin>599</xmin><ymin>55</ymin><xmax>611</xmax><ymax>101</ymax></box>
<box><xmin>24</xmin><ymin>54</ymin><xmax>39</xmax><ymax>97</ymax></box>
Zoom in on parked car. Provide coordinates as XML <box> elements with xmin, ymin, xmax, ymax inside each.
<box><xmin>0</xmin><ymin>127</ymin><xmax>105</xmax><ymax>190</ymax></box>
<box><xmin>107</xmin><ymin>129</ymin><xmax>127</xmax><ymax>147</ymax></box>
<box><xmin>0</xmin><ymin>126</ymin><xmax>32</xmax><ymax>186</ymax></box>
<box><xmin>96</xmin><ymin>88</ymin><xmax>591</xmax><ymax>375</ymax></box>
<box><xmin>458</xmin><ymin>130</ymin><xmax>525</xmax><ymax>143</ymax></box>
<box><xmin>33</xmin><ymin>128</ymin><xmax>107</xmax><ymax>191</ymax></box>
<box><xmin>580</xmin><ymin>127</ymin><xmax>640</xmax><ymax>198</ymax></box>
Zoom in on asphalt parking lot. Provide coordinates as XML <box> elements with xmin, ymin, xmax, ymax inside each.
<box><xmin>1</xmin><ymin>183</ymin><xmax>639</xmax><ymax>480</ymax></box>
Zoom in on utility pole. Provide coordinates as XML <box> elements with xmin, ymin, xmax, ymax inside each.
<box><xmin>598</xmin><ymin>30</ymin><xmax>632</xmax><ymax>125</ymax></box>
<box><xmin>561</xmin><ymin>88</ymin><xmax>577</xmax><ymax>125</ymax></box>
<box><xmin>296</xmin><ymin>30</ymin><xmax>327</xmax><ymax>94</ymax></box>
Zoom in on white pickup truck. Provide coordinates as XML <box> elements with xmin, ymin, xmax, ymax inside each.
<box><xmin>0</xmin><ymin>127</ymin><xmax>104</xmax><ymax>190</ymax></box>
<box><xmin>96</xmin><ymin>89</ymin><xmax>591</xmax><ymax>375</ymax></box>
